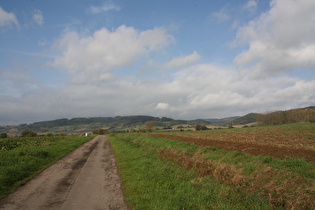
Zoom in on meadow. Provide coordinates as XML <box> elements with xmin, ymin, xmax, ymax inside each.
<box><xmin>108</xmin><ymin>123</ymin><xmax>315</xmax><ymax>209</ymax></box>
<box><xmin>0</xmin><ymin>135</ymin><xmax>95</xmax><ymax>198</ymax></box>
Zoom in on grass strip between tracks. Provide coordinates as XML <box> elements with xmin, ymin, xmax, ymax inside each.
<box><xmin>109</xmin><ymin>133</ymin><xmax>315</xmax><ymax>209</ymax></box>
<box><xmin>0</xmin><ymin>135</ymin><xmax>95</xmax><ymax>199</ymax></box>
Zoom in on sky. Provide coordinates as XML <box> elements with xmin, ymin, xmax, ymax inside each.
<box><xmin>0</xmin><ymin>0</ymin><xmax>315</xmax><ymax>125</ymax></box>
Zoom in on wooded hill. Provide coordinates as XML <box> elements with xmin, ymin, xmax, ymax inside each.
<box><xmin>0</xmin><ymin>115</ymin><xmax>249</xmax><ymax>134</ymax></box>
<box><xmin>0</xmin><ymin>116</ymin><xmax>186</xmax><ymax>134</ymax></box>
<box><xmin>257</xmin><ymin>106</ymin><xmax>315</xmax><ymax>125</ymax></box>
<box><xmin>1</xmin><ymin>106</ymin><xmax>314</xmax><ymax>134</ymax></box>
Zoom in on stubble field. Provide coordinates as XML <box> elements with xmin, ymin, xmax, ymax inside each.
<box><xmin>148</xmin><ymin>123</ymin><xmax>315</xmax><ymax>162</ymax></box>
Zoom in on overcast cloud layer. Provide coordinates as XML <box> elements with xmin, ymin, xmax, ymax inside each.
<box><xmin>0</xmin><ymin>0</ymin><xmax>315</xmax><ymax>125</ymax></box>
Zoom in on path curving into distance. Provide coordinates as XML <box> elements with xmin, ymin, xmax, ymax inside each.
<box><xmin>0</xmin><ymin>135</ymin><xmax>128</xmax><ymax>210</ymax></box>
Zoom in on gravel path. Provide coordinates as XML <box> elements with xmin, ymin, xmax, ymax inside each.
<box><xmin>0</xmin><ymin>135</ymin><xmax>128</xmax><ymax>210</ymax></box>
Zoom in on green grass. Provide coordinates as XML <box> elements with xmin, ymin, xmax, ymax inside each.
<box><xmin>109</xmin><ymin>134</ymin><xmax>272</xmax><ymax>209</ymax></box>
<box><xmin>108</xmin><ymin>132</ymin><xmax>315</xmax><ymax>209</ymax></box>
<box><xmin>0</xmin><ymin>135</ymin><xmax>95</xmax><ymax>198</ymax></box>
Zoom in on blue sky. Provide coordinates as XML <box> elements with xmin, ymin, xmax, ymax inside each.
<box><xmin>0</xmin><ymin>0</ymin><xmax>315</xmax><ymax>125</ymax></box>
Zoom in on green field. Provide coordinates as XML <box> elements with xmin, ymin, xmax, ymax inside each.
<box><xmin>1</xmin><ymin>123</ymin><xmax>314</xmax><ymax>209</ymax></box>
<box><xmin>108</xmin><ymin>123</ymin><xmax>315</xmax><ymax>209</ymax></box>
<box><xmin>0</xmin><ymin>135</ymin><xmax>95</xmax><ymax>198</ymax></box>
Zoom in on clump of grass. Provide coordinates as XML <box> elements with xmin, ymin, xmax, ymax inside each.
<box><xmin>0</xmin><ymin>135</ymin><xmax>94</xmax><ymax>198</ymax></box>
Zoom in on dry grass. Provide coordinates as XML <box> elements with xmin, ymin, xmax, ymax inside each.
<box><xmin>158</xmin><ymin>148</ymin><xmax>315</xmax><ymax>209</ymax></box>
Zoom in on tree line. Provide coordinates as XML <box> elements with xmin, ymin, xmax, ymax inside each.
<box><xmin>256</xmin><ymin>107</ymin><xmax>315</xmax><ymax>126</ymax></box>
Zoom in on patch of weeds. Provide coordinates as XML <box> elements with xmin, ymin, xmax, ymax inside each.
<box><xmin>262</xmin><ymin>156</ymin><xmax>273</xmax><ymax>164</ymax></box>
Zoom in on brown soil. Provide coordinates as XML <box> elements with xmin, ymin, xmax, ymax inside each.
<box><xmin>148</xmin><ymin>133</ymin><xmax>315</xmax><ymax>162</ymax></box>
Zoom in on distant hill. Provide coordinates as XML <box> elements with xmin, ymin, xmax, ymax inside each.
<box><xmin>1</xmin><ymin>106</ymin><xmax>314</xmax><ymax>135</ymax></box>
<box><xmin>231</xmin><ymin>113</ymin><xmax>258</xmax><ymax>125</ymax></box>
<box><xmin>208</xmin><ymin>116</ymin><xmax>240</xmax><ymax>126</ymax></box>
<box><xmin>12</xmin><ymin>116</ymin><xmax>169</xmax><ymax>133</ymax></box>
<box><xmin>189</xmin><ymin>119</ymin><xmax>217</xmax><ymax>125</ymax></box>
<box><xmin>218</xmin><ymin>116</ymin><xmax>240</xmax><ymax>125</ymax></box>
<box><xmin>0</xmin><ymin>115</ymin><xmax>243</xmax><ymax>134</ymax></box>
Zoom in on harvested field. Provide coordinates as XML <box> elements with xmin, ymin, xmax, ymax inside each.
<box><xmin>148</xmin><ymin>123</ymin><xmax>315</xmax><ymax>162</ymax></box>
<box><xmin>109</xmin><ymin>131</ymin><xmax>315</xmax><ymax>209</ymax></box>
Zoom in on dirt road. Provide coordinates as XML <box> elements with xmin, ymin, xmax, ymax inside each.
<box><xmin>0</xmin><ymin>135</ymin><xmax>128</xmax><ymax>210</ymax></box>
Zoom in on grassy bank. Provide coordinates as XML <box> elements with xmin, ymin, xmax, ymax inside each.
<box><xmin>108</xmin><ymin>131</ymin><xmax>315</xmax><ymax>209</ymax></box>
<box><xmin>0</xmin><ymin>135</ymin><xmax>95</xmax><ymax>198</ymax></box>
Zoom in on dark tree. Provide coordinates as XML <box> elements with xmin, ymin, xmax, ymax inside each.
<box><xmin>143</xmin><ymin>121</ymin><xmax>155</xmax><ymax>132</ymax></box>
<box><xmin>0</xmin><ymin>133</ymin><xmax>7</xmax><ymax>138</ymax></box>
<box><xmin>195</xmin><ymin>124</ymin><xmax>208</xmax><ymax>131</ymax></box>
<box><xmin>21</xmin><ymin>130</ymin><xmax>38</xmax><ymax>137</ymax></box>
<box><xmin>92</xmin><ymin>128</ymin><xmax>109</xmax><ymax>135</ymax></box>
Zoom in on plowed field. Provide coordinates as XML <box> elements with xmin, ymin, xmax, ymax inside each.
<box><xmin>148</xmin><ymin>124</ymin><xmax>315</xmax><ymax>162</ymax></box>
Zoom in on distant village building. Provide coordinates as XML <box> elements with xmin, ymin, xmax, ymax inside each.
<box><xmin>84</xmin><ymin>132</ymin><xmax>92</xmax><ymax>136</ymax></box>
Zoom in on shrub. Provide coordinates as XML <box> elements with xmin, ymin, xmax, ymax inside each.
<box><xmin>20</xmin><ymin>130</ymin><xmax>37</xmax><ymax>137</ymax></box>
<box><xmin>195</xmin><ymin>124</ymin><xmax>208</xmax><ymax>131</ymax></box>
<box><xmin>0</xmin><ymin>133</ymin><xmax>7</xmax><ymax>138</ymax></box>
<box><xmin>92</xmin><ymin>128</ymin><xmax>108</xmax><ymax>135</ymax></box>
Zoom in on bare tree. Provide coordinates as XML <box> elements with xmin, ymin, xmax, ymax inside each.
<box><xmin>144</xmin><ymin>121</ymin><xmax>155</xmax><ymax>132</ymax></box>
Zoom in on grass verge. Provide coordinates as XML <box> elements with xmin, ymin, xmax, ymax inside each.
<box><xmin>0</xmin><ymin>135</ymin><xmax>95</xmax><ymax>198</ymax></box>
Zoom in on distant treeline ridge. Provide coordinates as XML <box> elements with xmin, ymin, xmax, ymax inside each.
<box><xmin>257</xmin><ymin>106</ymin><xmax>315</xmax><ymax>125</ymax></box>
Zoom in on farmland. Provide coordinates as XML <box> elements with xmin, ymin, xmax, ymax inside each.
<box><xmin>148</xmin><ymin>123</ymin><xmax>315</xmax><ymax>161</ymax></box>
<box><xmin>108</xmin><ymin>123</ymin><xmax>315</xmax><ymax>209</ymax></box>
<box><xmin>0</xmin><ymin>135</ymin><xmax>95</xmax><ymax>198</ymax></box>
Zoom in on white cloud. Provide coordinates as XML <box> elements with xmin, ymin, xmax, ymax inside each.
<box><xmin>164</xmin><ymin>51</ymin><xmax>200</xmax><ymax>69</ymax></box>
<box><xmin>243</xmin><ymin>0</ymin><xmax>258</xmax><ymax>13</ymax></box>
<box><xmin>32</xmin><ymin>10</ymin><xmax>44</xmax><ymax>26</ymax></box>
<box><xmin>0</xmin><ymin>7</ymin><xmax>19</xmax><ymax>30</ymax></box>
<box><xmin>155</xmin><ymin>103</ymin><xmax>169</xmax><ymax>110</ymax></box>
<box><xmin>210</xmin><ymin>8</ymin><xmax>230</xmax><ymax>22</ymax></box>
<box><xmin>234</xmin><ymin>0</ymin><xmax>315</xmax><ymax>77</ymax></box>
<box><xmin>53</xmin><ymin>25</ymin><xmax>173</xmax><ymax>84</ymax></box>
<box><xmin>87</xmin><ymin>3</ymin><xmax>120</xmax><ymax>14</ymax></box>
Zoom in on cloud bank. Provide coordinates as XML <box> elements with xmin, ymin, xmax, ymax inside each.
<box><xmin>234</xmin><ymin>0</ymin><xmax>315</xmax><ymax>78</ymax></box>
